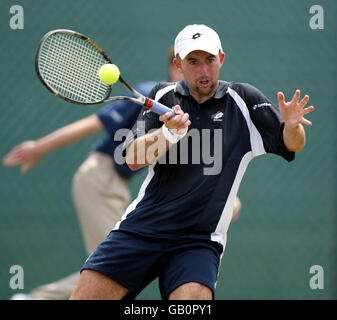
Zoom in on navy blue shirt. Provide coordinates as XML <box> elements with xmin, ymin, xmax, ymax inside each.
<box><xmin>117</xmin><ymin>80</ymin><xmax>295</xmax><ymax>247</ymax></box>
<box><xmin>92</xmin><ymin>81</ymin><xmax>157</xmax><ymax>179</ymax></box>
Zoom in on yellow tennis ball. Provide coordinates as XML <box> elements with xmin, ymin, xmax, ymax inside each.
<box><xmin>98</xmin><ymin>64</ymin><xmax>120</xmax><ymax>85</ymax></box>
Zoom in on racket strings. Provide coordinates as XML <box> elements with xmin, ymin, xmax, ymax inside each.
<box><xmin>42</xmin><ymin>34</ymin><xmax>105</xmax><ymax>100</ymax></box>
<box><xmin>38</xmin><ymin>33</ymin><xmax>109</xmax><ymax>103</ymax></box>
<box><xmin>41</xmin><ymin>34</ymin><xmax>105</xmax><ymax>101</ymax></box>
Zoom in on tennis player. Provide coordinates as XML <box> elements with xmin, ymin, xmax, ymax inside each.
<box><xmin>70</xmin><ymin>24</ymin><xmax>314</xmax><ymax>300</ymax></box>
<box><xmin>4</xmin><ymin>45</ymin><xmax>242</xmax><ymax>299</ymax></box>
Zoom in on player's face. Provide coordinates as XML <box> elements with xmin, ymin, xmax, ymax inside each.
<box><xmin>175</xmin><ymin>50</ymin><xmax>225</xmax><ymax>104</ymax></box>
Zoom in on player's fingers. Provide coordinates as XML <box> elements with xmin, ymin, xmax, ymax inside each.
<box><xmin>176</xmin><ymin>117</ymin><xmax>191</xmax><ymax>134</ymax></box>
<box><xmin>277</xmin><ymin>92</ymin><xmax>286</xmax><ymax>107</ymax></box>
<box><xmin>172</xmin><ymin>105</ymin><xmax>191</xmax><ymax>123</ymax></box>
<box><xmin>172</xmin><ymin>105</ymin><xmax>183</xmax><ymax>114</ymax></box>
<box><xmin>181</xmin><ymin>119</ymin><xmax>191</xmax><ymax>129</ymax></box>
<box><xmin>170</xmin><ymin>114</ymin><xmax>183</xmax><ymax>126</ymax></box>
<box><xmin>292</xmin><ymin>89</ymin><xmax>301</xmax><ymax>104</ymax></box>
<box><xmin>161</xmin><ymin>113</ymin><xmax>182</xmax><ymax>129</ymax></box>
<box><xmin>179</xmin><ymin>113</ymin><xmax>190</xmax><ymax>127</ymax></box>
<box><xmin>303</xmin><ymin>106</ymin><xmax>315</xmax><ymax>115</ymax></box>
<box><xmin>299</xmin><ymin>95</ymin><xmax>309</xmax><ymax>108</ymax></box>
<box><xmin>301</xmin><ymin>117</ymin><xmax>312</xmax><ymax>127</ymax></box>
<box><xmin>159</xmin><ymin>111</ymin><xmax>175</xmax><ymax>122</ymax></box>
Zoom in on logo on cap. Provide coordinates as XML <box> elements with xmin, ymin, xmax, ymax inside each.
<box><xmin>192</xmin><ymin>33</ymin><xmax>201</xmax><ymax>39</ymax></box>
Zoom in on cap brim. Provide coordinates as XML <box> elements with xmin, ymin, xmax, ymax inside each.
<box><xmin>178</xmin><ymin>42</ymin><xmax>221</xmax><ymax>60</ymax></box>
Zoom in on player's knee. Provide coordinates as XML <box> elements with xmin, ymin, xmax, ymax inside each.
<box><xmin>169</xmin><ymin>282</ymin><xmax>213</xmax><ymax>300</ymax></box>
<box><xmin>69</xmin><ymin>270</ymin><xmax>90</xmax><ymax>300</ymax></box>
<box><xmin>70</xmin><ymin>269</ymin><xmax>129</xmax><ymax>300</ymax></box>
<box><xmin>186</xmin><ymin>283</ymin><xmax>212</xmax><ymax>300</ymax></box>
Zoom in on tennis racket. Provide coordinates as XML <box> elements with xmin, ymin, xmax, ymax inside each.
<box><xmin>35</xmin><ymin>29</ymin><xmax>175</xmax><ymax>116</ymax></box>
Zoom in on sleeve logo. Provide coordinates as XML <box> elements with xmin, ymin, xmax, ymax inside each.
<box><xmin>252</xmin><ymin>102</ymin><xmax>271</xmax><ymax>110</ymax></box>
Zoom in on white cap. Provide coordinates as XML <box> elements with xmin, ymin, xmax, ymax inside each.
<box><xmin>174</xmin><ymin>24</ymin><xmax>223</xmax><ymax>60</ymax></box>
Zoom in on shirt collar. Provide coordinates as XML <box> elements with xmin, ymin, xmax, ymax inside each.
<box><xmin>175</xmin><ymin>80</ymin><xmax>229</xmax><ymax>99</ymax></box>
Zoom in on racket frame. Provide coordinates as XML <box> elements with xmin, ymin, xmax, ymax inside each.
<box><xmin>35</xmin><ymin>29</ymin><xmax>112</xmax><ymax>104</ymax></box>
<box><xmin>36</xmin><ymin>30</ymin><xmax>147</xmax><ymax>105</ymax></box>
<box><xmin>35</xmin><ymin>29</ymin><xmax>175</xmax><ymax>116</ymax></box>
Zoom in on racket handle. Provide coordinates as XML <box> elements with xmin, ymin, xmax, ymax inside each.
<box><xmin>145</xmin><ymin>98</ymin><xmax>176</xmax><ymax>116</ymax></box>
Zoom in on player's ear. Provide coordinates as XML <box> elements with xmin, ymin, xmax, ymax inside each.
<box><xmin>219</xmin><ymin>52</ymin><xmax>225</xmax><ymax>66</ymax></box>
<box><xmin>173</xmin><ymin>57</ymin><xmax>182</xmax><ymax>72</ymax></box>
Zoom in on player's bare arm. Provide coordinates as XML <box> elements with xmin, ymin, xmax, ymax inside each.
<box><xmin>126</xmin><ymin>105</ymin><xmax>191</xmax><ymax>171</ymax></box>
<box><xmin>2</xmin><ymin>114</ymin><xmax>103</xmax><ymax>174</ymax></box>
<box><xmin>278</xmin><ymin>89</ymin><xmax>315</xmax><ymax>152</ymax></box>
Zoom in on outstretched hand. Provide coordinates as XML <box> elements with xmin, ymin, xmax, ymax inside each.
<box><xmin>278</xmin><ymin>90</ymin><xmax>315</xmax><ymax>128</ymax></box>
<box><xmin>2</xmin><ymin>141</ymin><xmax>41</xmax><ymax>174</ymax></box>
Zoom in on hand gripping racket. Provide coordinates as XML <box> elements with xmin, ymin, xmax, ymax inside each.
<box><xmin>35</xmin><ymin>29</ymin><xmax>175</xmax><ymax>116</ymax></box>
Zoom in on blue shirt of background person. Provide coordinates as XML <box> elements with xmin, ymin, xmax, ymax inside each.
<box><xmin>93</xmin><ymin>81</ymin><xmax>157</xmax><ymax>179</ymax></box>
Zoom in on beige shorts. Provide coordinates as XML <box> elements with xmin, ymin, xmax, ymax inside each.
<box><xmin>72</xmin><ymin>151</ymin><xmax>131</xmax><ymax>254</ymax></box>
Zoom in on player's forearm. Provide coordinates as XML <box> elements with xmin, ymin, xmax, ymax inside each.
<box><xmin>35</xmin><ymin>115</ymin><xmax>103</xmax><ymax>156</ymax></box>
<box><xmin>126</xmin><ymin>126</ymin><xmax>170</xmax><ymax>171</ymax></box>
<box><xmin>283</xmin><ymin>123</ymin><xmax>306</xmax><ymax>152</ymax></box>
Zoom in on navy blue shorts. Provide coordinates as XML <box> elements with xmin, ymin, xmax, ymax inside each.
<box><xmin>82</xmin><ymin>230</ymin><xmax>223</xmax><ymax>299</ymax></box>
